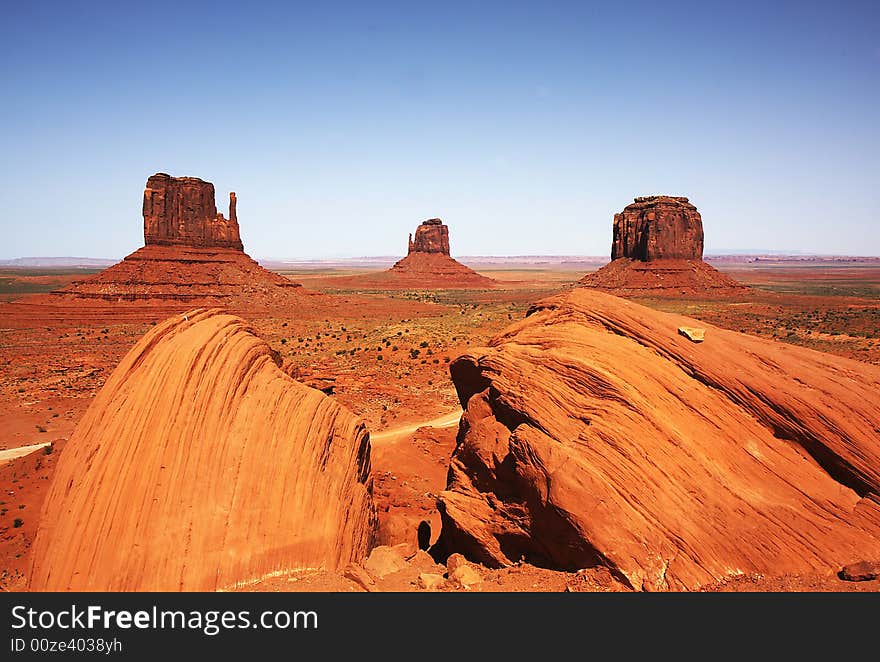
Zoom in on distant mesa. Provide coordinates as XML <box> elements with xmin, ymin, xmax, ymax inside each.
<box><xmin>54</xmin><ymin>173</ymin><xmax>301</xmax><ymax>306</ymax></box>
<box><xmin>408</xmin><ymin>218</ymin><xmax>450</xmax><ymax>255</ymax></box>
<box><xmin>386</xmin><ymin>218</ymin><xmax>496</xmax><ymax>288</ymax></box>
<box><xmin>318</xmin><ymin>217</ymin><xmax>496</xmax><ymax>290</ymax></box>
<box><xmin>143</xmin><ymin>173</ymin><xmax>243</xmax><ymax>250</ymax></box>
<box><xmin>28</xmin><ymin>309</ymin><xmax>377</xmax><ymax>590</ymax></box>
<box><xmin>580</xmin><ymin>195</ymin><xmax>746</xmax><ymax>295</ymax></box>
<box><xmin>438</xmin><ymin>287</ymin><xmax>880</xmax><ymax>590</ymax></box>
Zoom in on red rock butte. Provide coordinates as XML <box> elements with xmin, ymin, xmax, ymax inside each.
<box><xmin>28</xmin><ymin>309</ymin><xmax>377</xmax><ymax>591</ymax></box>
<box><xmin>53</xmin><ymin>173</ymin><xmax>301</xmax><ymax>306</ymax></box>
<box><xmin>408</xmin><ymin>218</ymin><xmax>450</xmax><ymax>255</ymax></box>
<box><xmin>438</xmin><ymin>287</ymin><xmax>880</xmax><ymax>590</ymax></box>
<box><xmin>581</xmin><ymin>195</ymin><xmax>745</xmax><ymax>295</ymax></box>
<box><xmin>387</xmin><ymin>219</ymin><xmax>495</xmax><ymax>288</ymax></box>
<box><xmin>316</xmin><ymin>218</ymin><xmax>495</xmax><ymax>290</ymax></box>
<box><xmin>142</xmin><ymin>173</ymin><xmax>243</xmax><ymax>250</ymax></box>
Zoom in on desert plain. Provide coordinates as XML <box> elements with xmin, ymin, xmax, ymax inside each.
<box><xmin>2</xmin><ymin>227</ymin><xmax>879</xmax><ymax>592</ymax></box>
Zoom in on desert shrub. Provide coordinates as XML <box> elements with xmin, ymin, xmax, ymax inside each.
<box><xmin>13</xmin><ymin>519</ymin><xmax>23</xmax><ymax>528</ymax></box>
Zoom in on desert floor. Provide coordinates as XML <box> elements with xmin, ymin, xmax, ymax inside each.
<box><xmin>1</xmin><ymin>261</ymin><xmax>879</xmax><ymax>591</ymax></box>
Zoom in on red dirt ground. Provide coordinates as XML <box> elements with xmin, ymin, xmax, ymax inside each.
<box><xmin>2</xmin><ymin>260</ymin><xmax>879</xmax><ymax>591</ymax></box>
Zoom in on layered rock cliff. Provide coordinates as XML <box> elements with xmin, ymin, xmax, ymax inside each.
<box><xmin>29</xmin><ymin>310</ymin><xmax>377</xmax><ymax>591</ymax></box>
<box><xmin>143</xmin><ymin>173</ymin><xmax>243</xmax><ymax>250</ymax></box>
<box><xmin>388</xmin><ymin>219</ymin><xmax>494</xmax><ymax>288</ymax></box>
<box><xmin>55</xmin><ymin>173</ymin><xmax>301</xmax><ymax>306</ymax></box>
<box><xmin>582</xmin><ymin>196</ymin><xmax>745</xmax><ymax>295</ymax></box>
<box><xmin>408</xmin><ymin>218</ymin><xmax>450</xmax><ymax>255</ymax></box>
<box><xmin>437</xmin><ymin>288</ymin><xmax>880</xmax><ymax>590</ymax></box>
<box><xmin>612</xmin><ymin>195</ymin><xmax>703</xmax><ymax>261</ymax></box>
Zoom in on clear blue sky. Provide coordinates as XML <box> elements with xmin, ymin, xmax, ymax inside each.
<box><xmin>2</xmin><ymin>0</ymin><xmax>878</xmax><ymax>258</ymax></box>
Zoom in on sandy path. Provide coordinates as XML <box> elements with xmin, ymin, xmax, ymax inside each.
<box><xmin>370</xmin><ymin>409</ymin><xmax>462</xmax><ymax>444</ymax></box>
<box><xmin>0</xmin><ymin>410</ymin><xmax>463</xmax><ymax>461</ymax></box>
<box><xmin>0</xmin><ymin>441</ymin><xmax>52</xmax><ymax>464</ymax></box>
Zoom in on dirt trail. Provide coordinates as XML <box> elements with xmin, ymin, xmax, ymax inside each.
<box><xmin>0</xmin><ymin>410</ymin><xmax>464</xmax><ymax>462</ymax></box>
<box><xmin>370</xmin><ymin>409</ymin><xmax>462</xmax><ymax>444</ymax></box>
<box><xmin>0</xmin><ymin>442</ymin><xmax>51</xmax><ymax>464</ymax></box>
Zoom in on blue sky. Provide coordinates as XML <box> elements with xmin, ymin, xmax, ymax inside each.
<box><xmin>2</xmin><ymin>1</ymin><xmax>878</xmax><ymax>258</ymax></box>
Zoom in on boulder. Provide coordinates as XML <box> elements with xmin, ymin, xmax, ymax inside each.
<box><xmin>418</xmin><ymin>572</ymin><xmax>447</xmax><ymax>590</ymax></box>
<box><xmin>445</xmin><ymin>553</ymin><xmax>470</xmax><ymax>574</ymax></box>
<box><xmin>449</xmin><ymin>564</ymin><xmax>482</xmax><ymax>588</ymax></box>
<box><xmin>343</xmin><ymin>563</ymin><xmax>376</xmax><ymax>590</ymax></box>
<box><xmin>437</xmin><ymin>288</ymin><xmax>880</xmax><ymax>591</ymax></box>
<box><xmin>363</xmin><ymin>545</ymin><xmax>411</xmax><ymax>579</ymax></box>
<box><xmin>28</xmin><ymin>310</ymin><xmax>376</xmax><ymax>591</ymax></box>
<box><xmin>678</xmin><ymin>326</ymin><xmax>705</xmax><ymax>342</ymax></box>
<box><xmin>839</xmin><ymin>560</ymin><xmax>880</xmax><ymax>582</ymax></box>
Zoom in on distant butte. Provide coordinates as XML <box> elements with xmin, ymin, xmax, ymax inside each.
<box><xmin>142</xmin><ymin>173</ymin><xmax>243</xmax><ymax>250</ymax></box>
<box><xmin>407</xmin><ymin>218</ymin><xmax>450</xmax><ymax>255</ymax></box>
<box><xmin>386</xmin><ymin>219</ymin><xmax>495</xmax><ymax>288</ymax></box>
<box><xmin>54</xmin><ymin>173</ymin><xmax>301</xmax><ymax>306</ymax></box>
<box><xmin>317</xmin><ymin>218</ymin><xmax>495</xmax><ymax>290</ymax></box>
<box><xmin>580</xmin><ymin>195</ymin><xmax>746</xmax><ymax>295</ymax></box>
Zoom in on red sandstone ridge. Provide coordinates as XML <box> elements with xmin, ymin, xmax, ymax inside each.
<box><xmin>28</xmin><ymin>310</ymin><xmax>377</xmax><ymax>591</ymax></box>
<box><xmin>54</xmin><ymin>173</ymin><xmax>302</xmax><ymax>306</ymax></box>
<box><xmin>437</xmin><ymin>288</ymin><xmax>880</xmax><ymax>591</ymax></box>
<box><xmin>581</xmin><ymin>196</ymin><xmax>745</xmax><ymax>295</ymax></box>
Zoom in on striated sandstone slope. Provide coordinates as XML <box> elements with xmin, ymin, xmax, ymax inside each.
<box><xmin>29</xmin><ymin>309</ymin><xmax>376</xmax><ymax>591</ymax></box>
<box><xmin>438</xmin><ymin>288</ymin><xmax>880</xmax><ymax>590</ymax></box>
